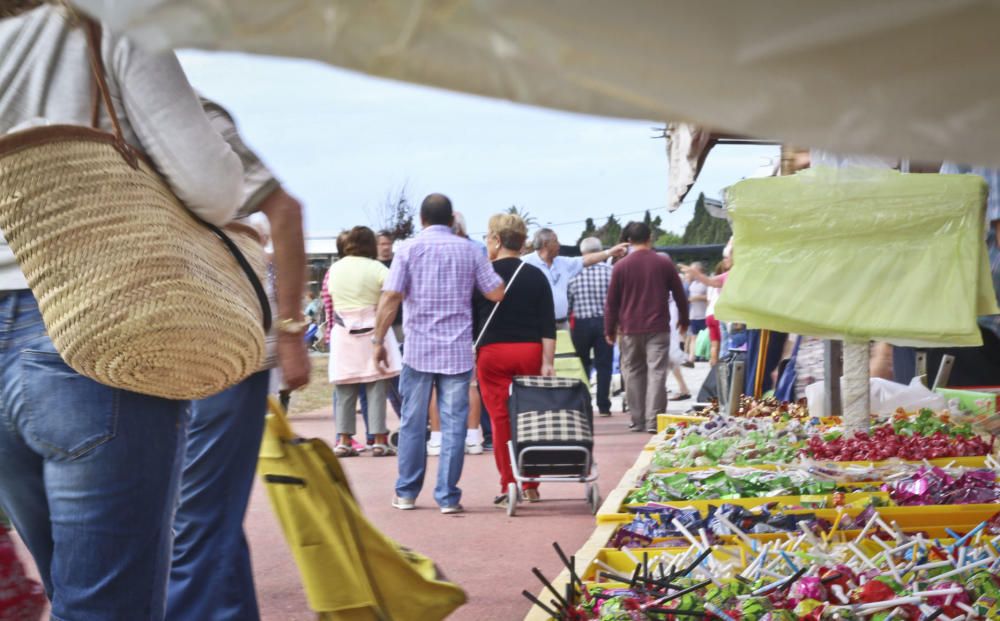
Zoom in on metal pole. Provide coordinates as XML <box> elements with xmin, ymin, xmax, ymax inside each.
<box><xmin>728</xmin><ymin>361</ymin><xmax>745</xmax><ymax>417</ymax></box>
<box><xmin>933</xmin><ymin>355</ymin><xmax>956</xmax><ymax>390</ymax></box>
<box><xmin>824</xmin><ymin>340</ymin><xmax>843</xmax><ymax>418</ymax></box>
<box><xmin>842</xmin><ymin>342</ymin><xmax>871</xmax><ymax>433</ymax></box>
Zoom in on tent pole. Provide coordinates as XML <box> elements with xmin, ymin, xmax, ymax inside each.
<box><xmin>842</xmin><ymin>342</ymin><xmax>871</xmax><ymax>433</ymax></box>
<box><xmin>823</xmin><ymin>340</ymin><xmax>843</xmax><ymax>418</ymax></box>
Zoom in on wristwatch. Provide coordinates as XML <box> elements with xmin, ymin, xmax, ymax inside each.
<box><xmin>275</xmin><ymin>317</ymin><xmax>309</xmax><ymax>335</ymax></box>
<box><xmin>370</xmin><ymin>335</ymin><xmax>384</xmax><ymax>345</ymax></box>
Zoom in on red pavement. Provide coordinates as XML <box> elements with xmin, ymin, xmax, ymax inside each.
<box><xmin>251</xmin><ymin>408</ymin><xmax>649</xmax><ymax>621</ymax></box>
<box><xmin>9</xmin><ymin>407</ymin><xmax>649</xmax><ymax>620</ymax></box>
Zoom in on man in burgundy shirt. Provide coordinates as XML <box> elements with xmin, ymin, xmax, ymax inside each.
<box><xmin>605</xmin><ymin>222</ymin><xmax>689</xmax><ymax>432</ymax></box>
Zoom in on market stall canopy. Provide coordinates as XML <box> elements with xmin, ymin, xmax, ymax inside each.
<box><xmin>77</xmin><ymin>0</ymin><xmax>1000</xmax><ymax>169</ymax></box>
<box><xmin>715</xmin><ymin>168</ymin><xmax>1000</xmax><ymax>348</ymax></box>
<box><xmin>666</xmin><ymin>124</ymin><xmax>776</xmax><ymax>211</ymax></box>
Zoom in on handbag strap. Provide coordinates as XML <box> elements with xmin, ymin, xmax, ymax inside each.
<box><xmin>474</xmin><ymin>260</ymin><xmax>526</xmax><ymax>349</ymax></box>
<box><xmin>81</xmin><ymin>18</ymin><xmax>272</xmax><ymax>332</ymax></box>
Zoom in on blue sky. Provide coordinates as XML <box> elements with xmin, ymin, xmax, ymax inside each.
<box><xmin>178</xmin><ymin>51</ymin><xmax>778</xmax><ymax>241</ymax></box>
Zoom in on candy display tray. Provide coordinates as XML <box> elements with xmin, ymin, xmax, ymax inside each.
<box><xmin>598</xmin><ymin>491</ymin><xmax>891</xmax><ymax>524</ymax></box>
<box><xmin>645</xmin><ymin>455</ymin><xmax>989</xmax><ymax>474</ymax></box>
<box><xmin>602</xmin><ymin>504</ymin><xmax>1000</xmax><ymax>548</ymax></box>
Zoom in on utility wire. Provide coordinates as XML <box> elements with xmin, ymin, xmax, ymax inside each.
<box><xmin>469</xmin><ymin>198</ymin><xmax>700</xmax><ymax>237</ymax></box>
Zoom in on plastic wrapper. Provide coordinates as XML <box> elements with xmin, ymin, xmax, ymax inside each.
<box><xmin>628</xmin><ymin>468</ymin><xmax>859</xmax><ymax>504</ymax></box>
<box><xmin>716</xmin><ymin>168</ymin><xmax>998</xmax><ymax>347</ymax></box>
<box><xmin>887</xmin><ymin>466</ymin><xmax>1000</xmax><ymax>506</ymax></box>
<box><xmin>805</xmin><ymin>422</ymin><xmax>991</xmax><ymax>461</ymax></box>
<box><xmin>807</xmin><ymin>378</ymin><xmax>948</xmax><ymax>418</ymax></box>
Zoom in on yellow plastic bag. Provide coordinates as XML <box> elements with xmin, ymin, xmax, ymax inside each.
<box><xmin>554</xmin><ymin>329</ymin><xmax>590</xmax><ymax>386</ymax></box>
<box><xmin>715</xmin><ymin>168</ymin><xmax>999</xmax><ymax>347</ymax></box>
<box><xmin>258</xmin><ymin>399</ymin><xmax>466</xmax><ymax>621</ymax></box>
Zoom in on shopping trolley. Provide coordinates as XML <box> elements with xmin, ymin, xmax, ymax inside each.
<box><xmin>505</xmin><ymin>375</ymin><xmax>600</xmax><ymax>517</ymax></box>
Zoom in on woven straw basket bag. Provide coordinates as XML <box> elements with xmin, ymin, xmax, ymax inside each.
<box><xmin>0</xmin><ymin>19</ymin><xmax>270</xmax><ymax>400</ymax></box>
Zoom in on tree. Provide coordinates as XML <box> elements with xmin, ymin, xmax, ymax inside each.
<box><xmin>682</xmin><ymin>193</ymin><xmax>731</xmax><ymax>245</ymax></box>
<box><xmin>507</xmin><ymin>205</ymin><xmax>540</xmax><ymax>229</ymax></box>
<box><xmin>370</xmin><ymin>184</ymin><xmax>415</xmax><ymax>240</ymax></box>
<box><xmin>642</xmin><ymin>209</ymin><xmax>669</xmax><ymax>242</ymax></box>
<box><xmin>576</xmin><ymin>217</ymin><xmax>597</xmax><ymax>244</ymax></box>
<box><xmin>654</xmin><ymin>231</ymin><xmax>684</xmax><ymax>247</ymax></box>
<box><xmin>595</xmin><ymin>215</ymin><xmax>622</xmax><ymax>247</ymax></box>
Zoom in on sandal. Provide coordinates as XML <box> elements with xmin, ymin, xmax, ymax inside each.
<box><xmin>334</xmin><ymin>444</ymin><xmax>359</xmax><ymax>457</ymax></box>
<box><xmin>523</xmin><ymin>488</ymin><xmax>541</xmax><ymax>503</ymax></box>
<box><xmin>371</xmin><ymin>443</ymin><xmax>397</xmax><ymax>457</ymax></box>
<box><xmin>493</xmin><ymin>495</ymin><xmax>509</xmax><ymax>508</ymax></box>
<box><xmin>669</xmin><ymin>392</ymin><xmax>692</xmax><ymax>401</ymax></box>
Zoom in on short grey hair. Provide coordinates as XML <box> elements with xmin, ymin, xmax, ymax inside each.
<box><xmin>451</xmin><ymin>211</ymin><xmax>468</xmax><ymax>238</ymax></box>
<box><xmin>532</xmin><ymin>228</ymin><xmax>557</xmax><ymax>250</ymax></box>
<box><xmin>579</xmin><ymin>237</ymin><xmax>603</xmax><ymax>254</ymax></box>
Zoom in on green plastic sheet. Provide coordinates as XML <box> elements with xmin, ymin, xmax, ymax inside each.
<box><xmin>715</xmin><ymin>168</ymin><xmax>999</xmax><ymax>347</ymax></box>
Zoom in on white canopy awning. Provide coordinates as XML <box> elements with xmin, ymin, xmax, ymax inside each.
<box><xmin>77</xmin><ymin>0</ymin><xmax>1000</xmax><ymax>170</ymax></box>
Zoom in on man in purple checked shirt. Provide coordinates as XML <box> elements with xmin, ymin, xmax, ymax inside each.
<box><xmin>373</xmin><ymin>194</ymin><xmax>504</xmax><ymax>514</ymax></box>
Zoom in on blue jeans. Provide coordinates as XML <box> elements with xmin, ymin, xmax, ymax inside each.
<box><xmin>168</xmin><ymin>369</ymin><xmax>270</xmax><ymax>621</ymax></box>
<box><xmin>395</xmin><ymin>365</ymin><xmax>471</xmax><ymax>507</ymax></box>
<box><xmin>571</xmin><ymin>317</ymin><xmax>613</xmax><ymax>413</ymax></box>
<box><xmin>0</xmin><ymin>291</ymin><xmax>186</xmax><ymax>621</ymax></box>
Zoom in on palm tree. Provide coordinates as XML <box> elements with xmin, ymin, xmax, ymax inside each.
<box><xmin>506</xmin><ymin>205</ymin><xmax>539</xmax><ymax>228</ymax></box>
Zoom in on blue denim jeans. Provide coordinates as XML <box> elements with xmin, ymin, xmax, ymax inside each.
<box><xmin>168</xmin><ymin>369</ymin><xmax>270</xmax><ymax>621</ymax></box>
<box><xmin>0</xmin><ymin>291</ymin><xmax>186</xmax><ymax>621</ymax></box>
<box><xmin>395</xmin><ymin>365</ymin><xmax>471</xmax><ymax>507</ymax></box>
<box><xmin>571</xmin><ymin>317</ymin><xmax>613</xmax><ymax>413</ymax></box>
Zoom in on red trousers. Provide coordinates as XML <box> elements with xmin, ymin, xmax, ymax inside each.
<box><xmin>477</xmin><ymin>342</ymin><xmax>542</xmax><ymax>493</ymax></box>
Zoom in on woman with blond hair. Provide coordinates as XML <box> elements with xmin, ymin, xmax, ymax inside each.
<box><xmin>473</xmin><ymin>214</ymin><xmax>556</xmax><ymax>507</ymax></box>
<box><xmin>323</xmin><ymin>226</ymin><xmax>402</xmax><ymax>456</ymax></box>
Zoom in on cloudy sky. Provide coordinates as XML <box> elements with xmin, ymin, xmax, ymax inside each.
<box><xmin>179</xmin><ymin>50</ymin><xmax>778</xmax><ymax>242</ymax></box>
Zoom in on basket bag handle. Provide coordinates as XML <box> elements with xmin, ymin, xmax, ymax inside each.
<box><xmin>473</xmin><ymin>260</ymin><xmax>526</xmax><ymax>350</ymax></box>
<box><xmin>82</xmin><ymin>19</ymin><xmax>272</xmax><ymax>332</ymax></box>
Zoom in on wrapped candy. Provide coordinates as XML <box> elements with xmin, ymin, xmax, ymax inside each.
<box><xmin>852</xmin><ymin>579</ymin><xmax>897</xmax><ymax>604</ymax></box>
<box><xmin>965</xmin><ymin>570</ymin><xmax>1000</xmax><ymax>600</ymax></box>
<box><xmin>740</xmin><ymin>596</ymin><xmax>772</xmax><ymax>619</ymax></box>
<box><xmin>891</xmin><ymin>408</ymin><xmax>975</xmax><ymax>438</ymax></box>
<box><xmin>925</xmin><ymin>580</ymin><xmax>970</xmax><ymax>617</ymax></box>
<box><xmin>805</xmin><ymin>424</ymin><xmax>990</xmax><ymax>461</ymax></box>
<box><xmin>792</xmin><ymin>599</ymin><xmax>825</xmax><ymax>619</ymax></box>
<box><xmin>887</xmin><ymin>467</ymin><xmax>1000</xmax><ymax>506</ymax></box>
<box><xmin>793</xmin><ymin>576</ymin><xmax>827</xmax><ymax>602</ymax></box>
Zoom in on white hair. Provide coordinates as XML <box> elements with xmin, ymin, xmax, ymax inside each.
<box><xmin>532</xmin><ymin>228</ymin><xmax>557</xmax><ymax>249</ymax></box>
<box><xmin>451</xmin><ymin>211</ymin><xmax>468</xmax><ymax>238</ymax></box>
<box><xmin>579</xmin><ymin>237</ymin><xmax>603</xmax><ymax>254</ymax></box>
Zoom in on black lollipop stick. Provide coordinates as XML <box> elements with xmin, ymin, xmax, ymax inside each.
<box><xmin>552</xmin><ymin>543</ymin><xmax>583</xmax><ymax>591</ymax></box>
<box><xmin>521</xmin><ymin>590</ymin><xmax>561</xmax><ymax>620</ymax></box>
<box><xmin>531</xmin><ymin>568</ymin><xmax>569</xmax><ymax>610</ymax></box>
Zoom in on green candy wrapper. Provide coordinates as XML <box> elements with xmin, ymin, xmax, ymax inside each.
<box><xmin>741</xmin><ymin>596</ymin><xmax>772</xmax><ymax>620</ymax></box>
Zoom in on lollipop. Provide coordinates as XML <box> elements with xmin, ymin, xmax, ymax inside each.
<box><xmin>792</xmin><ymin>576</ymin><xmax>826</xmax><ymax>602</ymax></box>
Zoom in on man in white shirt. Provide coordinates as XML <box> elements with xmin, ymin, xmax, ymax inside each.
<box><xmin>522</xmin><ymin>228</ymin><xmax>627</xmax><ymax>330</ymax></box>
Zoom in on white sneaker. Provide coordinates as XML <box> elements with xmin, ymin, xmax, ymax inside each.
<box><xmin>465</xmin><ymin>441</ymin><xmax>484</xmax><ymax>455</ymax></box>
<box><xmin>426</xmin><ymin>441</ymin><xmax>441</xmax><ymax>456</ymax></box>
<box><xmin>392</xmin><ymin>496</ymin><xmax>416</xmax><ymax>511</ymax></box>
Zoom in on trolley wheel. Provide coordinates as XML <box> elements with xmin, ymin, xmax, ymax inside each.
<box><xmin>388</xmin><ymin>431</ymin><xmax>399</xmax><ymax>449</ymax></box>
<box><xmin>586</xmin><ymin>483</ymin><xmax>601</xmax><ymax>515</ymax></box>
<box><xmin>507</xmin><ymin>482</ymin><xmax>518</xmax><ymax>517</ymax></box>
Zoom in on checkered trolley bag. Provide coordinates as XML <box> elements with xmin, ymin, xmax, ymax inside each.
<box><xmin>505</xmin><ymin>376</ymin><xmax>600</xmax><ymax>516</ymax></box>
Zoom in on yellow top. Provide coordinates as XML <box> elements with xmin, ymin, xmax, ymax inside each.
<box><xmin>326</xmin><ymin>256</ymin><xmax>388</xmax><ymax>311</ymax></box>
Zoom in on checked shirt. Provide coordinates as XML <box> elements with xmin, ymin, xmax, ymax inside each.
<box><xmin>567</xmin><ymin>262</ymin><xmax>613</xmax><ymax>320</ymax></box>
